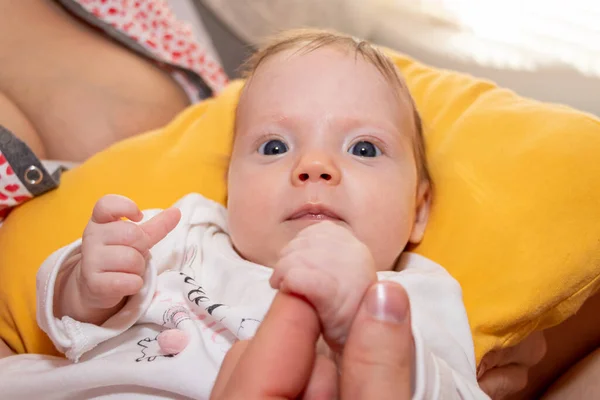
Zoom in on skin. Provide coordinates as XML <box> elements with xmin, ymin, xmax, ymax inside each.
<box><xmin>542</xmin><ymin>347</ymin><xmax>600</xmax><ymax>399</ymax></box>
<box><xmin>513</xmin><ymin>290</ymin><xmax>600</xmax><ymax>399</ymax></box>
<box><xmin>228</xmin><ymin>47</ymin><xmax>430</xmax><ymax>350</ymax></box>
<box><xmin>53</xmin><ymin>195</ymin><xmax>181</xmax><ymax>324</ymax></box>
<box><xmin>0</xmin><ymin>0</ymin><xmax>189</xmax><ymax>161</ymax></box>
<box><xmin>42</xmin><ymin>45</ymin><xmax>555</xmax><ymax>398</ymax></box>
<box><xmin>227</xmin><ymin>47</ymin><xmax>431</xmax><ymax>272</ymax></box>
<box><xmin>479</xmin><ymin>332</ymin><xmax>547</xmax><ymax>399</ymax></box>
<box><xmin>0</xmin><ymin>339</ymin><xmax>13</xmax><ymax>358</ymax></box>
<box><xmin>53</xmin><ymin>46</ymin><xmax>431</xmax><ymax>349</ymax></box>
<box><xmin>0</xmin><ymin>1</ymin><xmax>593</xmax><ymax>393</ymax></box>
<box><xmin>211</xmin><ymin>282</ymin><xmax>414</xmax><ymax>400</ymax></box>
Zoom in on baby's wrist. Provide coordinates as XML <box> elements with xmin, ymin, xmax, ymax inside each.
<box><xmin>52</xmin><ymin>256</ymin><xmax>81</xmax><ymax>318</ymax></box>
<box><xmin>54</xmin><ymin>259</ymin><xmax>122</xmax><ymax>325</ymax></box>
<box><xmin>72</xmin><ymin>276</ymin><xmax>126</xmax><ymax>326</ymax></box>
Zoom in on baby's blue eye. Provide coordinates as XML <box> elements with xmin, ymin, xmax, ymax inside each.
<box><xmin>348</xmin><ymin>141</ymin><xmax>381</xmax><ymax>157</ymax></box>
<box><xmin>258</xmin><ymin>139</ymin><xmax>288</xmax><ymax>155</ymax></box>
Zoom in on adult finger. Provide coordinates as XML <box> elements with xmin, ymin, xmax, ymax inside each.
<box><xmin>303</xmin><ymin>354</ymin><xmax>338</xmax><ymax>400</ymax></box>
<box><xmin>212</xmin><ymin>342</ymin><xmax>338</xmax><ymax>400</ymax></box>
<box><xmin>139</xmin><ymin>207</ymin><xmax>181</xmax><ymax>248</ymax></box>
<box><xmin>90</xmin><ymin>194</ymin><xmax>143</xmax><ymax>224</ymax></box>
<box><xmin>211</xmin><ymin>340</ymin><xmax>250</xmax><ymax>399</ymax></box>
<box><xmin>478</xmin><ymin>364</ymin><xmax>528</xmax><ymax>400</ymax></box>
<box><xmin>477</xmin><ymin>332</ymin><xmax>546</xmax><ymax>400</ymax></box>
<box><xmin>211</xmin><ymin>292</ymin><xmax>321</xmax><ymax>400</ymax></box>
<box><xmin>341</xmin><ymin>281</ymin><xmax>413</xmax><ymax>400</ymax></box>
<box><xmin>478</xmin><ymin>331</ymin><xmax>547</xmax><ymax>377</ymax></box>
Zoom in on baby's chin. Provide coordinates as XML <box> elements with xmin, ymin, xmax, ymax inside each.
<box><xmin>229</xmin><ymin>220</ymin><xmax>352</xmax><ymax>269</ymax></box>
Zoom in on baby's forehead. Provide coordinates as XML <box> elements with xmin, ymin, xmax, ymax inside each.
<box><xmin>238</xmin><ymin>53</ymin><xmax>415</xmax><ymax>134</ymax></box>
<box><xmin>250</xmin><ymin>46</ymin><xmax>388</xmax><ymax>83</ymax></box>
<box><xmin>243</xmin><ymin>47</ymin><xmax>410</xmax><ymax>104</ymax></box>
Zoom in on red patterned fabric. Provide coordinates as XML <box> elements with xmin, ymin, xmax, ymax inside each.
<box><xmin>74</xmin><ymin>0</ymin><xmax>228</xmax><ymax>94</ymax></box>
<box><xmin>1</xmin><ymin>1</ymin><xmax>229</xmax><ymax>223</ymax></box>
<box><xmin>0</xmin><ymin>152</ymin><xmax>33</xmax><ymax>222</ymax></box>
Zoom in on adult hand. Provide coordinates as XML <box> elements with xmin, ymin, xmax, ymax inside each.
<box><xmin>211</xmin><ymin>291</ymin><xmax>336</xmax><ymax>400</ymax></box>
<box><xmin>477</xmin><ymin>331</ymin><xmax>547</xmax><ymax>399</ymax></box>
<box><xmin>340</xmin><ymin>281</ymin><xmax>414</xmax><ymax>400</ymax></box>
<box><xmin>211</xmin><ymin>281</ymin><xmax>414</xmax><ymax>400</ymax></box>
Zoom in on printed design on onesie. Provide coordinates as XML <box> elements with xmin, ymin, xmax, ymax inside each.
<box><xmin>134</xmin><ymin>270</ymin><xmax>266</xmax><ymax>361</ymax></box>
<box><xmin>136</xmin><ymin>335</ymin><xmax>176</xmax><ymax>362</ymax></box>
<box><xmin>181</xmin><ymin>272</ymin><xmax>262</xmax><ymax>346</ymax></box>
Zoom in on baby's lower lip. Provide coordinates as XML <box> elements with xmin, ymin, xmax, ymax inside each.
<box><xmin>292</xmin><ymin>213</ymin><xmax>338</xmax><ymax>221</ymax></box>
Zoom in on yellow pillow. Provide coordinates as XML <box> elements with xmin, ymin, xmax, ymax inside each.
<box><xmin>1</xmin><ymin>49</ymin><xmax>599</xmax><ymax>363</ymax></box>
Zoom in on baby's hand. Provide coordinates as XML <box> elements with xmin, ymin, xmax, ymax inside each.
<box><xmin>66</xmin><ymin>195</ymin><xmax>180</xmax><ymax>320</ymax></box>
<box><xmin>270</xmin><ymin>221</ymin><xmax>377</xmax><ymax>352</ymax></box>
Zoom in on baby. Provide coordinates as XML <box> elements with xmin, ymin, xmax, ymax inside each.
<box><xmin>2</xmin><ymin>30</ymin><xmax>488</xmax><ymax>399</ymax></box>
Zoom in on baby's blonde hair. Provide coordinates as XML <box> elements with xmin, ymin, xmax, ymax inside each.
<box><xmin>238</xmin><ymin>28</ymin><xmax>430</xmax><ymax>183</ymax></box>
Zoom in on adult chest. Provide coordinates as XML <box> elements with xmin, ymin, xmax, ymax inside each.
<box><xmin>0</xmin><ymin>0</ymin><xmax>189</xmax><ymax>161</ymax></box>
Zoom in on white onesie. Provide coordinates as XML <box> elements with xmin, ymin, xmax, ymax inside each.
<box><xmin>0</xmin><ymin>193</ymin><xmax>489</xmax><ymax>399</ymax></box>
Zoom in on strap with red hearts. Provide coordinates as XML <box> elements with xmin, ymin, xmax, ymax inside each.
<box><xmin>0</xmin><ymin>126</ymin><xmax>63</xmax><ymax>223</ymax></box>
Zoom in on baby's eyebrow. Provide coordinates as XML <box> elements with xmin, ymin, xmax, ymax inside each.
<box><xmin>246</xmin><ymin>112</ymin><xmax>290</xmax><ymax>127</ymax></box>
<box><xmin>242</xmin><ymin>113</ymin><xmax>405</xmax><ymax>144</ymax></box>
<box><xmin>330</xmin><ymin>115</ymin><xmax>398</xmax><ymax>133</ymax></box>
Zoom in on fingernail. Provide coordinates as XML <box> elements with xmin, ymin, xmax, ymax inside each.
<box><xmin>365</xmin><ymin>282</ymin><xmax>409</xmax><ymax>324</ymax></box>
<box><xmin>476</xmin><ymin>362</ymin><xmax>486</xmax><ymax>379</ymax></box>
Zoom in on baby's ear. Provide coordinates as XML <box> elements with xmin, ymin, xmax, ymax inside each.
<box><xmin>408</xmin><ymin>181</ymin><xmax>431</xmax><ymax>244</ymax></box>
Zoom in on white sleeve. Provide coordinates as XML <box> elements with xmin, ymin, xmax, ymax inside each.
<box><xmin>378</xmin><ymin>253</ymin><xmax>489</xmax><ymax>400</ymax></box>
<box><xmin>36</xmin><ymin>207</ymin><xmax>185</xmax><ymax>363</ymax></box>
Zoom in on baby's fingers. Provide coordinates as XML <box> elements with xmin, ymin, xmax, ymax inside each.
<box><xmin>83</xmin><ymin>271</ymin><xmax>143</xmax><ymax>309</ymax></box>
<box><xmin>81</xmin><ymin>245</ymin><xmax>147</xmax><ymax>300</ymax></box>
<box><xmin>89</xmin><ymin>209</ymin><xmax>181</xmax><ymax>256</ymax></box>
<box><xmin>277</xmin><ymin>267</ymin><xmax>349</xmax><ymax>350</ymax></box>
<box><xmin>93</xmin><ymin>245</ymin><xmax>147</xmax><ymax>275</ymax></box>
<box><xmin>140</xmin><ymin>208</ymin><xmax>181</xmax><ymax>248</ymax></box>
<box><xmin>88</xmin><ymin>221</ymin><xmax>151</xmax><ymax>256</ymax></box>
<box><xmin>278</xmin><ymin>267</ymin><xmax>337</xmax><ymax>307</ymax></box>
<box><xmin>91</xmin><ymin>195</ymin><xmax>143</xmax><ymax>224</ymax></box>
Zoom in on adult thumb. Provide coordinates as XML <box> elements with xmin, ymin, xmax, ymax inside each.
<box><xmin>341</xmin><ymin>281</ymin><xmax>414</xmax><ymax>400</ymax></box>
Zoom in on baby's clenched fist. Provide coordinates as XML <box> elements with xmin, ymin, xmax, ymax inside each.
<box><xmin>270</xmin><ymin>221</ymin><xmax>377</xmax><ymax>352</ymax></box>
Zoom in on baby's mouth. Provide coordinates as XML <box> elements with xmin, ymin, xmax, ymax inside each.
<box><xmin>287</xmin><ymin>204</ymin><xmax>343</xmax><ymax>222</ymax></box>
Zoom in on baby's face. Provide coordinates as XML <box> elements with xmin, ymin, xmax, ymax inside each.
<box><xmin>227</xmin><ymin>47</ymin><xmax>429</xmax><ymax>271</ymax></box>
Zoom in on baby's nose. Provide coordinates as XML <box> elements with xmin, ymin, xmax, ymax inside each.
<box><xmin>292</xmin><ymin>152</ymin><xmax>341</xmax><ymax>186</ymax></box>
